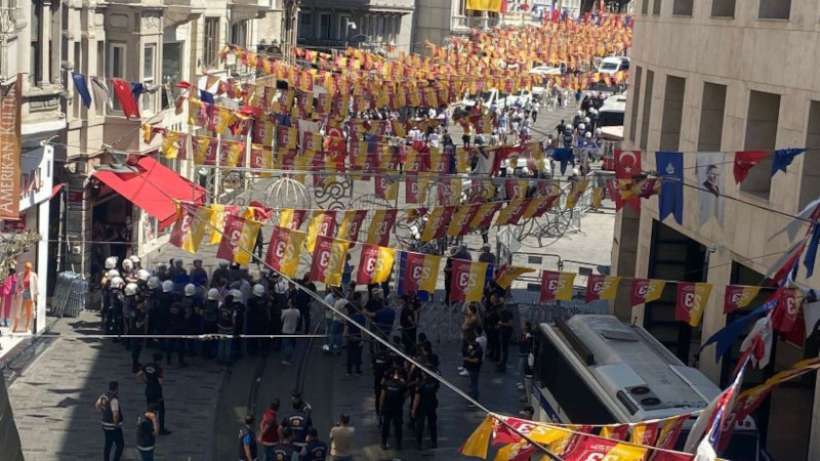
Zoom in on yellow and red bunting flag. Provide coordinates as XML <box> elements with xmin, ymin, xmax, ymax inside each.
<box><xmin>629</xmin><ymin>421</ymin><xmax>660</xmax><ymax>447</ymax></box>
<box><xmin>421</xmin><ymin>206</ymin><xmax>455</xmax><ymax>242</ymax></box>
<box><xmin>216</xmin><ymin>214</ymin><xmax>261</xmax><ymax>266</ymax></box>
<box><xmin>305</xmin><ymin>210</ymin><xmax>337</xmax><ymax>252</ymax></box>
<box><xmin>391</xmin><ymin>120</ymin><xmax>406</xmax><ymax>138</ymax></box>
<box><xmin>279</xmin><ymin>208</ymin><xmax>308</xmax><ymax>231</ymax></box>
<box><xmin>723</xmin><ymin>285</ymin><xmax>762</xmax><ymax>314</ymax></box>
<box><xmin>455</xmin><ymin>147</ymin><xmax>470</xmax><ymax>173</ymax></box>
<box><xmin>494</xmin><ymin>265</ymin><xmax>536</xmax><ymax>289</ymax></box>
<box><xmin>250</xmin><ymin>144</ymin><xmax>273</xmax><ymax>177</ymax></box>
<box><xmin>565</xmin><ymin>178</ymin><xmax>589</xmax><ymax>209</ymax></box>
<box><xmin>469</xmin><ymin>202</ymin><xmax>502</xmax><ymax>233</ymax></box>
<box><xmin>337</xmin><ymin>209</ymin><xmax>368</xmax><ymax>241</ymax></box>
<box><xmin>215</xmin><ymin>106</ymin><xmax>236</xmax><ymax>133</ymax></box>
<box><xmin>366</xmin><ymin>209</ymin><xmax>397</xmax><ymax>246</ymax></box>
<box><xmin>356</xmin><ymin>244</ymin><xmax>396</xmax><ymax>285</ymax></box>
<box><xmin>495</xmin><ymin>198</ymin><xmax>529</xmax><ymax>226</ymax></box>
<box><xmin>187</xmin><ymin>98</ymin><xmax>204</xmax><ymax>127</ymax></box>
<box><xmin>654</xmin><ymin>415</ymin><xmax>687</xmax><ymax>450</ymax></box>
<box><xmin>222</xmin><ymin>140</ymin><xmax>245</xmax><ymax>167</ymax></box>
<box><xmin>309</xmin><ymin>235</ymin><xmax>350</xmax><ymax>287</ymax></box>
<box><xmin>161</xmin><ymin>131</ymin><xmax>182</xmax><ymax>160</ymax></box>
<box><xmin>629</xmin><ymin>279</ymin><xmax>666</xmax><ymax>306</ymax></box>
<box><xmin>405</xmin><ymin>176</ymin><xmax>421</xmax><ymax>204</ymax></box>
<box><xmin>447</xmin><ymin>204</ymin><xmax>480</xmax><ymax>238</ymax></box>
<box><xmin>459</xmin><ymin>415</ymin><xmax>494</xmax><ymax>458</ymax></box>
<box><xmin>540</xmin><ymin>270</ymin><xmax>576</xmax><ymax>302</ymax></box>
<box><xmin>585</xmin><ymin>275</ymin><xmax>621</xmax><ymax>302</ymax></box>
<box><xmin>449</xmin><ymin>260</ymin><xmax>488</xmax><ymax>303</ymax></box>
<box><xmin>398</xmin><ymin>252</ymin><xmax>441</xmax><ymax>294</ymax></box>
<box><xmin>675</xmin><ymin>282</ymin><xmax>713</xmax><ymax>327</ymax></box>
<box><xmin>505</xmin><ymin>179</ymin><xmax>529</xmax><ymax>200</ymax></box>
<box><xmin>522</xmin><ymin>190</ymin><xmax>561</xmax><ymax>220</ymax></box>
<box><xmin>561</xmin><ymin>435</ymin><xmax>648</xmax><ymax>461</ymax></box>
<box><xmin>374</xmin><ymin>175</ymin><xmax>399</xmax><ymax>201</ymax></box>
<box><xmin>208</xmin><ymin>204</ymin><xmax>239</xmax><ymax>244</ymax></box>
<box><xmin>193</xmin><ymin>135</ymin><xmax>216</xmax><ymax>165</ymax></box>
<box><xmin>599</xmin><ymin>424</ymin><xmax>631</xmax><ymax>441</ymax></box>
<box><xmin>169</xmin><ymin>203</ymin><xmax>213</xmax><ymax>255</ymax></box>
<box><xmin>265</xmin><ymin>226</ymin><xmax>305</xmax><ymax>278</ymax></box>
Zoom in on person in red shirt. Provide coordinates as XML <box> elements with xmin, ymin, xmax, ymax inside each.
<box><xmin>258</xmin><ymin>399</ymin><xmax>280</xmax><ymax>460</ymax></box>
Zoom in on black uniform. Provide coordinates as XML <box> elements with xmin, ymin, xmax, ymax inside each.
<box><xmin>282</xmin><ymin>409</ymin><xmax>312</xmax><ymax>447</ymax></box>
<box><xmin>141</xmin><ymin>361</ymin><xmax>167</xmax><ymax>432</ymax></box>
<box><xmin>203</xmin><ymin>299</ymin><xmax>219</xmax><ymax>358</ymax></box>
<box><xmin>129</xmin><ymin>306</ymin><xmax>147</xmax><ymax>372</ymax></box>
<box><xmin>498</xmin><ymin>307</ymin><xmax>514</xmax><ymax>371</ymax></box>
<box><xmin>380</xmin><ymin>375</ymin><xmax>407</xmax><ymax>449</ymax></box>
<box><xmin>268</xmin><ymin>441</ymin><xmax>294</xmax><ymax>461</ymax></box>
<box><xmin>246</xmin><ymin>295</ymin><xmax>270</xmax><ymax>356</ymax></box>
<box><xmin>484</xmin><ymin>307</ymin><xmax>500</xmax><ymax>362</ymax></box>
<box><xmin>301</xmin><ymin>439</ymin><xmax>328</xmax><ymax>461</ymax></box>
<box><xmin>167</xmin><ymin>303</ymin><xmax>187</xmax><ymax>366</ymax></box>
<box><xmin>372</xmin><ymin>349</ymin><xmax>391</xmax><ymax>415</ymax></box>
<box><xmin>238</xmin><ymin>424</ymin><xmax>257</xmax><ymax>461</ymax></box>
<box><xmin>414</xmin><ymin>377</ymin><xmax>439</xmax><ymax>449</ymax></box>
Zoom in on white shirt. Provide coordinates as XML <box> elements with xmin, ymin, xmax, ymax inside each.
<box><xmin>324</xmin><ymin>293</ymin><xmax>336</xmax><ymax>320</ymax></box>
<box><xmin>281</xmin><ymin>308</ymin><xmax>301</xmax><ymax>334</ymax></box>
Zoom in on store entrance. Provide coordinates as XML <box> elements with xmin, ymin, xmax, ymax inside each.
<box><xmin>90</xmin><ymin>195</ymin><xmax>133</xmax><ymax>285</ymax></box>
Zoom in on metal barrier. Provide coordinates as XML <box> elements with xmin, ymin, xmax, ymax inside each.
<box><xmin>49</xmin><ymin>271</ymin><xmax>88</xmax><ymax>318</ymax></box>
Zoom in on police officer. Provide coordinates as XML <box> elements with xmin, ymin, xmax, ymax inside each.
<box><xmin>270</xmin><ymin>427</ymin><xmax>296</xmax><ymax>461</ymax></box>
<box><xmin>281</xmin><ymin>393</ymin><xmax>313</xmax><ymax>449</ymax></box>
<box><xmin>136</xmin><ymin>352</ymin><xmax>171</xmax><ymax>435</ymax></box>
<box><xmin>379</xmin><ymin>366</ymin><xmax>407</xmax><ymax>450</ymax></box>
<box><xmin>203</xmin><ymin>288</ymin><xmax>220</xmax><ymax>359</ymax></box>
<box><xmin>217</xmin><ymin>294</ymin><xmax>236</xmax><ymax>364</ymax></box>
<box><xmin>246</xmin><ymin>284</ymin><xmax>270</xmax><ymax>356</ymax></box>
<box><xmin>212</xmin><ymin>261</ymin><xmax>230</xmax><ymax>288</ymax></box>
<box><xmin>412</xmin><ymin>368</ymin><xmax>439</xmax><ymax>450</ymax></box>
<box><xmin>129</xmin><ymin>290</ymin><xmax>148</xmax><ymax>373</ymax></box>
<box><xmin>372</xmin><ymin>345</ymin><xmax>391</xmax><ymax>417</ymax></box>
<box><xmin>157</xmin><ymin>281</ymin><xmax>176</xmax><ymax>363</ymax></box>
<box><xmin>168</xmin><ymin>300</ymin><xmax>188</xmax><ymax>367</ymax></box>
<box><xmin>238</xmin><ymin>415</ymin><xmax>258</xmax><ymax>461</ymax></box>
<box><xmin>96</xmin><ymin>381</ymin><xmax>124</xmax><ymax>461</ymax></box>
<box><xmin>230</xmin><ymin>289</ymin><xmax>246</xmax><ymax>359</ymax></box>
<box><xmin>301</xmin><ymin>427</ymin><xmax>328</xmax><ymax>461</ymax></box>
<box><xmin>107</xmin><ymin>277</ymin><xmax>125</xmax><ymax>337</ymax></box>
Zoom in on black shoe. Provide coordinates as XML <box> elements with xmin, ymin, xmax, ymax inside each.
<box><xmin>159</xmin><ymin>429</ymin><xmax>172</xmax><ymax>436</ymax></box>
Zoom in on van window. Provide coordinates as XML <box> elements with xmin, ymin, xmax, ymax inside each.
<box><xmin>598</xmin><ymin>111</ymin><xmax>625</xmax><ymax>127</ymax></box>
<box><xmin>600</xmin><ymin>62</ymin><xmax>620</xmax><ymax>71</ymax></box>
<box><xmin>536</xmin><ymin>331</ymin><xmax>616</xmax><ymax>424</ymax></box>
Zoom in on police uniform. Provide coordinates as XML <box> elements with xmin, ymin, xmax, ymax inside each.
<box><xmin>142</xmin><ymin>361</ymin><xmax>166</xmax><ymax>433</ymax></box>
<box><xmin>301</xmin><ymin>438</ymin><xmax>328</xmax><ymax>461</ymax></box>
<box><xmin>372</xmin><ymin>349</ymin><xmax>390</xmax><ymax>415</ymax></box>
<box><xmin>380</xmin><ymin>374</ymin><xmax>406</xmax><ymax>449</ymax></box>
<box><xmin>282</xmin><ymin>409</ymin><xmax>312</xmax><ymax>447</ymax></box>
<box><xmin>268</xmin><ymin>441</ymin><xmax>294</xmax><ymax>461</ymax></box>
<box><xmin>414</xmin><ymin>377</ymin><xmax>439</xmax><ymax>449</ymax></box>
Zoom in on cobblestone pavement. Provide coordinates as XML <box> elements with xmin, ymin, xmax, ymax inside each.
<box><xmin>7</xmin><ymin>310</ymin><xmax>223</xmax><ymax>461</ymax></box>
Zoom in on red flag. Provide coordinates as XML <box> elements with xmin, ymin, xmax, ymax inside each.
<box><xmin>770</xmin><ymin>287</ymin><xmax>800</xmax><ymax>334</ymax></box>
<box><xmin>216</xmin><ymin>214</ymin><xmax>260</xmax><ymax>265</ymax></box>
<box><xmin>310</xmin><ymin>235</ymin><xmax>334</xmax><ymax>282</ymax></box>
<box><xmin>111</xmin><ymin>78</ymin><xmax>140</xmax><ymax>119</ymax></box>
<box><xmin>733</xmin><ymin>151</ymin><xmax>770</xmax><ymax>184</ymax></box>
<box><xmin>539</xmin><ymin>271</ymin><xmax>575</xmax><ymax>302</ymax></box>
<box><xmin>449</xmin><ymin>260</ymin><xmax>487</xmax><ymax>303</ymax></box>
<box><xmin>614</xmin><ymin>149</ymin><xmax>641</xmax><ymax>179</ymax></box>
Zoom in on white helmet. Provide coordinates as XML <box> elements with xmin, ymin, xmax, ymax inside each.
<box><xmin>162</xmin><ymin>280</ymin><xmax>174</xmax><ymax>293</ymax></box>
<box><xmin>253</xmin><ymin>284</ymin><xmax>265</xmax><ymax>297</ymax></box>
<box><xmin>124</xmin><ymin>283</ymin><xmax>139</xmax><ymax>296</ymax></box>
<box><xmin>589</xmin><ymin>108</ymin><xmax>598</xmax><ymax>115</ymax></box>
<box><xmin>207</xmin><ymin>288</ymin><xmax>220</xmax><ymax>301</ymax></box>
<box><xmin>122</xmin><ymin>259</ymin><xmax>134</xmax><ymax>272</ymax></box>
<box><xmin>129</xmin><ymin>255</ymin><xmax>141</xmax><ymax>265</ymax></box>
<box><xmin>577</xmin><ymin>110</ymin><xmax>583</xmax><ymax>117</ymax></box>
<box><xmin>147</xmin><ymin>276</ymin><xmax>160</xmax><ymax>290</ymax></box>
<box><xmin>104</xmin><ymin>256</ymin><xmax>118</xmax><ymax>270</ymax></box>
<box><xmin>584</xmin><ymin>131</ymin><xmax>592</xmax><ymax>138</ymax></box>
<box><xmin>184</xmin><ymin>283</ymin><xmax>196</xmax><ymax>297</ymax></box>
<box><xmin>110</xmin><ymin>277</ymin><xmax>125</xmax><ymax>289</ymax></box>
<box><xmin>578</xmin><ymin>123</ymin><xmax>586</xmax><ymax>131</ymax></box>
<box><xmin>584</xmin><ymin>117</ymin><xmax>591</xmax><ymax>124</ymax></box>
<box><xmin>136</xmin><ymin>269</ymin><xmax>151</xmax><ymax>282</ymax></box>
<box><xmin>107</xmin><ymin>269</ymin><xmax>120</xmax><ymax>279</ymax></box>
<box><xmin>219</xmin><ymin>261</ymin><xmax>229</xmax><ymax>268</ymax></box>
<box><xmin>229</xmin><ymin>289</ymin><xmax>242</xmax><ymax>300</ymax></box>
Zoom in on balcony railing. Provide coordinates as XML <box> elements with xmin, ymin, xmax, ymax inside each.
<box><xmin>451</xmin><ymin>14</ymin><xmax>501</xmax><ymax>32</ymax></box>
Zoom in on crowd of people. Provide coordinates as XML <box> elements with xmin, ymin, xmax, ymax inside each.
<box><xmin>93</xmin><ymin>240</ymin><xmax>539</xmax><ymax>461</ymax></box>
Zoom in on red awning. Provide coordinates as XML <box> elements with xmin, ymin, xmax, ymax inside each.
<box><xmin>51</xmin><ymin>183</ymin><xmax>65</xmax><ymax>199</ymax></box>
<box><xmin>93</xmin><ymin>156</ymin><xmax>206</xmax><ymax>229</ymax></box>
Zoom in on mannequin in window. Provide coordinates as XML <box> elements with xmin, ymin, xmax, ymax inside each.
<box><xmin>13</xmin><ymin>262</ymin><xmax>38</xmax><ymax>333</ymax></box>
<box><xmin>0</xmin><ymin>268</ymin><xmax>17</xmax><ymax>328</ymax></box>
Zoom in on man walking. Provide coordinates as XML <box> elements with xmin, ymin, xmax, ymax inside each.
<box><xmin>136</xmin><ymin>353</ymin><xmax>171</xmax><ymax>435</ymax></box>
<box><xmin>258</xmin><ymin>400</ymin><xmax>280</xmax><ymax>461</ymax></box>
<box><xmin>281</xmin><ymin>299</ymin><xmax>301</xmax><ymax>365</ymax></box>
<box><xmin>329</xmin><ymin>414</ymin><xmax>355</xmax><ymax>461</ymax></box>
<box><xmin>239</xmin><ymin>415</ymin><xmax>258</xmax><ymax>461</ymax></box>
<box><xmin>96</xmin><ymin>381</ymin><xmax>124</xmax><ymax>461</ymax></box>
<box><xmin>379</xmin><ymin>367</ymin><xmax>407</xmax><ymax>450</ymax></box>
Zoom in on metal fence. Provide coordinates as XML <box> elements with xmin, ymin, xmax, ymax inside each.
<box><xmin>49</xmin><ymin>271</ymin><xmax>88</xmax><ymax>318</ymax></box>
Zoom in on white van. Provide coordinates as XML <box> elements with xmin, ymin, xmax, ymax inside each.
<box><xmin>597</xmin><ymin>56</ymin><xmax>630</xmax><ymax>75</ymax></box>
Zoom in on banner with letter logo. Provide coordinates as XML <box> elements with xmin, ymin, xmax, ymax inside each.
<box><xmin>265</xmin><ymin>226</ymin><xmax>305</xmax><ymax>277</ymax></box>
<box><xmin>449</xmin><ymin>260</ymin><xmax>488</xmax><ymax>303</ymax></box>
<box><xmin>675</xmin><ymin>282</ymin><xmax>713</xmax><ymax>327</ymax></box>
<box><xmin>357</xmin><ymin>244</ymin><xmax>396</xmax><ymax>285</ymax></box>
<box><xmin>540</xmin><ymin>271</ymin><xmax>576</xmax><ymax>302</ymax></box>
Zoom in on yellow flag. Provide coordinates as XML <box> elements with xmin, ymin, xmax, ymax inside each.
<box><xmin>460</xmin><ymin>416</ymin><xmax>494</xmax><ymax>458</ymax></box>
<box><xmin>170</xmin><ymin>204</ymin><xmax>213</xmax><ymax>255</ymax></box>
<box><xmin>372</xmin><ymin>246</ymin><xmax>396</xmax><ymax>284</ymax></box>
<box><xmin>216</xmin><ymin>107</ymin><xmax>236</xmax><ymax>133</ymax></box>
<box><xmin>279</xmin><ymin>230</ymin><xmax>305</xmax><ymax>278</ymax></box>
<box><xmin>494</xmin><ymin>266</ymin><xmax>536</xmax><ymax>289</ymax></box>
<box><xmin>455</xmin><ymin>147</ymin><xmax>470</xmax><ymax>173</ymax></box>
<box><xmin>599</xmin><ymin>276</ymin><xmax>621</xmax><ymax>301</ymax></box>
<box><xmin>209</xmin><ymin>205</ymin><xmax>229</xmax><ymax>244</ymax></box>
<box><xmin>421</xmin><ymin>207</ymin><xmax>446</xmax><ymax>242</ymax></box>
<box><xmin>305</xmin><ymin>211</ymin><xmax>337</xmax><ymax>252</ymax></box>
<box><xmin>325</xmin><ymin>239</ymin><xmax>350</xmax><ymax>287</ymax></box>
<box><xmin>565</xmin><ymin>178</ymin><xmax>589</xmax><ymax>209</ymax></box>
<box><xmin>646</xmin><ymin>279</ymin><xmax>666</xmax><ymax>303</ymax></box>
<box><xmin>233</xmin><ymin>219</ymin><xmax>261</xmax><ymax>266</ymax></box>
<box><xmin>447</xmin><ymin>205</ymin><xmax>477</xmax><ymax>238</ymax></box>
<box><xmin>161</xmin><ymin>131</ymin><xmax>181</xmax><ymax>160</ymax></box>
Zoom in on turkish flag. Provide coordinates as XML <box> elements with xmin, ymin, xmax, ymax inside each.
<box><xmin>615</xmin><ymin>150</ymin><xmax>641</xmax><ymax>179</ymax></box>
<box><xmin>733</xmin><ymin>150</ymin><xmax>770</xmax><ymax>184</ymax></box>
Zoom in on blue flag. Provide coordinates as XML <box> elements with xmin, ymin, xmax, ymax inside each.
<box><xmin>701</xmin><ymin>301</ymin><xmax>774</xmax><ymax>361</ymax></box>
<box><xmin>771</xmin><ymin>148</ymin><xmax>805</xmax><ymax>176</ymax></box>
<box><xmin>131</xmin><ymin>82</ymin><xmax>145</xmax><ymax>100</ymax></box>
<box><xmin>551</xmin><ymin>148</ymin><xmax>573</xmax><ymax>175</ymax></box>
<box><xmin>199</xmin><ymin>89</ymin><xmax>215</xmax><ymax>105</ymax></box>
<box><xmin>805</xmin><ymin>224</ymin><xmax>820</xmax><ymax>278</ymax></box>
<box><xmin>71</xmin><ymin>72</ymin><xmax>92</xmax><ymax>108</ymax></box>
<box><xmin>656</xmin><ymin>151</ymin><xmax>684</xmax><ymax>225</ymax></box>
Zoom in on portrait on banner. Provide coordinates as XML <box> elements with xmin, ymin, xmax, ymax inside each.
<box><xmin>696</xmin><ymin>153</ymin><xmax>725</xmax><ymax>226</ymax></box>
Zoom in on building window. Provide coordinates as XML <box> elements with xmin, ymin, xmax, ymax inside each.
<box><xmin>639</xmin><ymin>70</ymin><xmax>655</xmax><ymax>150</ymax></box>
<box><xmin>377</xmin><ymin>16</ymin><xmax>385</xmax><ymax>43</ymax></box>
<box><xmin>298</xmin><ymin>12</ymin><xmax>312</xmax><ymax>39</ymax></box>
<box><xmin>711</xmin><ymin>0</ymin><xmax>735</xmax><ymax>17</ymax></box>
<box><xmin>142</xmin><ymin>45</ymin><xmax>156</xmax><ymax>113</ymax></box>
<box><xmin>641</xmin><ymin>0</ymin><xmax>649</xmax><ymax>15</ymax></box>
<box><xmin>204</xmin><ymin>17</ymin><xmax>220</xmax><ymax>68</ymax></box>
<box><xmin>652</xmin><ymin>0</ymin><xmax>662</xmax><ymax>15</ymax></box>
<box><xmin>319</xmin><ymin>13</ymin><xmax>332</xmax><ymax>40</ymax></box>
<box><xmin>338</xmin><ymin>15</ymin><xmax>352</xmax><ymax>41</ymax></box>
<box><xmin>800</xmin><ymin>101</ymin><xmax>820</xmax><ymax>209</ymax></box>
<box><xmin>659</xmin><ymin>76</ymin><xmax>685</xmax><ymax>151</ymax></box>
<box><xmin>96</xmin><ymin>41</ymin><xmax>105</xmax><ymax>80</ymax></box>
<box><xmin>108</xmin><ymin>43</ymin><xmax>126</xmax><ymax>111</ymax></box>
<box><xmin>741</xmin><ymin>90</ymin><xmax>781</xmax><ymax>199</ymax></box>
<box><xmin>697</xmin><ymin>82</ymin><xmax>727</xmax><ymax>151</ymax></box>
<box><xmin>672</xmin><ymin>0</ymin><xmax>692</xmax><ymax>16</ymax></box>
<box><xmin>30</xmin><ymin>1</ymin><xmax>42</xmax><ymax>84</ymax></box>
<box><xmin>628</xmin><ymin>66</ymin><xmax>642</xmax><ymax>143</ymax></box>
<box><xmin>758</xmin><ymin>0</ymin><xmax>790</xmax><ymax>20</ymax></box>
<box><xmin>231</xmin><ymin>20</ymin><xmax>248</xmax><ymax>48</ymax></box>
